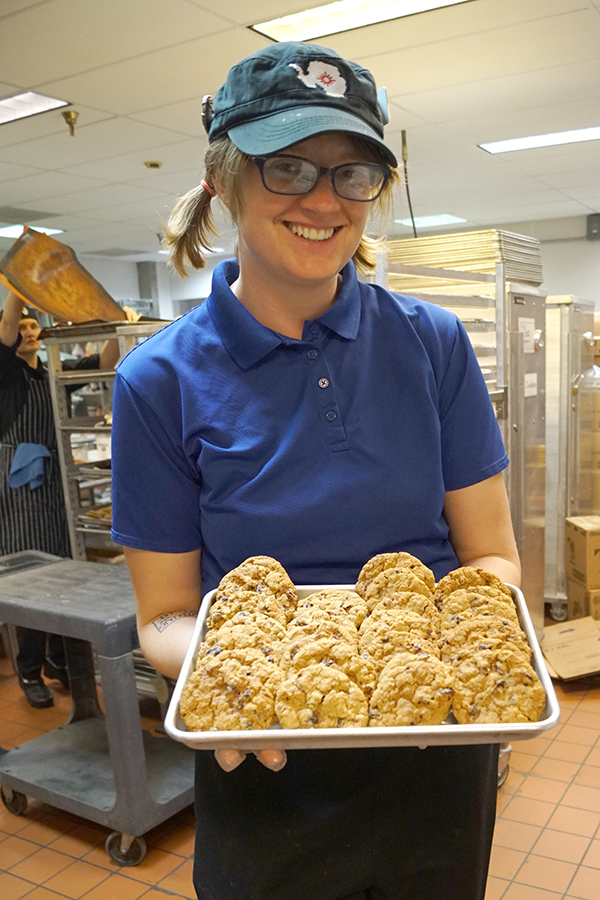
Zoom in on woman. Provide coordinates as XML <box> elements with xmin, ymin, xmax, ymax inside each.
<box><xmin>111</xmin><ymin>42</ymin><xmax>520</xmax><ymax>900</ymax></box>
<box><xmin>0</xmin><ymin>291</ymin><xmax>131</xmax><ymax>708</ymax></box>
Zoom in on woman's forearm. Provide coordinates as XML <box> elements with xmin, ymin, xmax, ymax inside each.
<box><xmin>0</xmin><ymin>291</ymin><xmax>24</xmax><ymax>347</ymax></box>
<box><xmin>138</xmin><ymin>613</ymin><xmax>198</xmax><ymax>680</ymax></box>
<box><xmin>454</xmin><ymin>553</ymin><xmax>521</xmax><ymax>587</ymax></box>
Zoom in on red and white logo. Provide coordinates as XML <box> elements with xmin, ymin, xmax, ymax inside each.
<box><xmin>289</xmin><ymin>61</ymin><xmax>347</xmax><ymax>97</ymax></box>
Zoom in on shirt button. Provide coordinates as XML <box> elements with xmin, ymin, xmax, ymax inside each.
<box><xmin>307</xmin><ymin>349</ymin><xmax>318</xmax><ymax>359</ymax></box>
<box><xmin>310</xmin><ymin>323</ymin><xmax>320</xmax><ymax>334</ymax></box>
<box><xmin>325</xmin><ymin>411</ymin><xmax>337</xmax><ymax>421</ymax></box>
<box><xmin>318</xmin><ymin>378</ymin><xmax>329</xmax><ymax>389</ymax></box>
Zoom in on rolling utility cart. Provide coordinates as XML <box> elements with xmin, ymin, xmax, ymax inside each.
<box><xmin>0</xmin><ymin>551</ymin><xmax>194</xmax><ymax>865</ymax></box>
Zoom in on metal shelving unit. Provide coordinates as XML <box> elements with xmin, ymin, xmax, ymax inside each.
<box><xmin>44</xmin><ymin>321</ymin><xmax>167</xmax><ymax>562</ymax></box>
<box><xmin>374</xmin><ymin>255</ymin><xmax>547</xmax><ymax>635</ymax></box>
<box><xmin>43</xmin><ymin>320</ymin><xmax>170</xmax><ymax>699</ymax></box>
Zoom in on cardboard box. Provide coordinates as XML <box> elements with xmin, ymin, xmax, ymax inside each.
<box><xmin>566</xmin><ymin>577</ymin><xmax>599</xmax><ymax>619</ymax></box>
<box><xmin>565</xmin><ymin>516</ymin><xmax>600</xmax><ymax>589</ymax></box>
<box><xmin>540</xmin><ymin>617</ymin><xmax>600</xmax><ymax>680</ymax></box>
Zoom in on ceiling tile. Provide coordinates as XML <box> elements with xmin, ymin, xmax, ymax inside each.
<box><xmin>18</xmin><ymin>182</ymin><xmax>166</xmax><ymax>216</ymax></box>
<box><xmin>1</xmin><ymin>0</ymin><xmax>230</xmax><ymax>85</ymax></box>
<box><xmin>358</xmin><ymin>10</ymin><xmax>600</xmax><ymax>97</ymax></box>
<box><xmin>129</xmin><ymin>98</ymin><xmax>208</xmax><ymax>138</ymax></box>
<box><xmin>0</xmin><ymin>104</ymin><xmax>114</xmax><ymax>149</ymax></box>
<box><xmin>184</xmin><ymin>1</ymin><xmax>322</xmax><ymax>24</ymax></box>
<box><xmin>444</xmin><ymin>98</ymin><xmax>600</xmax><ymax>144</ymax></box>
<box><xmin>320</xmin><ymin>0</ymin><xmax>588</xmax><ymax>61</ymax></box>
<box><xmin>127</xmin><ymin>168</ymin><xmax>205</xmax><ymax>195</ymax></box>
<box><xmin>0</xmin><ymin>159</ymin><xmax>41</xmax><ymax>181</ymax></box>
<box><xmin>59</xmin><ymin>138</ymin><xmax>205</xmax><ymax>183</ymax></box>
<box><xmin>37</xmin><ymin>29</ymin><xmax>269</xmax><ymax>117</ymax></box>
<box><xmin>0</xmin><ymin>171</ymin><xmax>110</xmax><ymax>205</ymax></box>
<box><xmin>395</xmin><ymin>59</ymin><xmax>600</xmax><ymax>125</ymax></box>
<box><xmin>0</xmin><ymin>118</ymin><xmax>190</xmax><ymax>169</ymax></box>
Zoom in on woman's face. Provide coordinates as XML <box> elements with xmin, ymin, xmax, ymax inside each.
<box><xmin>233</xmin><ymin>133</ymin><xmax>375</xmax><ymax>295</ymax></box>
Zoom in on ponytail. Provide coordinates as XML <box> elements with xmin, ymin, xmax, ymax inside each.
<box><xmin>163</xmin><ymin>183</ymin><xmax>217</xmax><ymax>276</ymax></box>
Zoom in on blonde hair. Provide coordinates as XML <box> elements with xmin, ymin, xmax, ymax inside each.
<box><xmin>163</xmin><ymin>136</ymin><xmax>399</xmax><ymax>277</ymax></box>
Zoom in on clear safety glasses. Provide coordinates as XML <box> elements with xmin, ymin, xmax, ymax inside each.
<box><xmin>251</xmin><ymin>154</ymin><xmax>391</xmax><ymax>202</ymax></box>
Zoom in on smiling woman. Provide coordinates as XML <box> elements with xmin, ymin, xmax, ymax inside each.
<box><xmin>111</xmin><ymin>40</ymin><xmax>519</xmax><ymax>900</ymax></box>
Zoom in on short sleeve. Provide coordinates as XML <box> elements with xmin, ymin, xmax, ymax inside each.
<box><xmin>110</xmin><ymin>372</ymin><xmax>202</xmax><ymax>552</ymax></box>
<box><xmin>437</xmin><ymin>318</ymin><xmax>508</xmax><ymax>490</ymax></box>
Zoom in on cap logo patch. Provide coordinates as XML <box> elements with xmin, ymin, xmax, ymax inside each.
<box><xmin>289</xmin><ymin>61</ymin><xmax>347</xmax><ymax>97</ymax></box>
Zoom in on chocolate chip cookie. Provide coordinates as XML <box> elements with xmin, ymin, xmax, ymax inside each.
<box><xmin>180</xmin><ymin>648</ymin><xmax>283</xmax><ymax>731</ymax></box>
<box><xmin>451</xmin><ymin>648</ymin><xmax>546</xmax><ymax>724</ymax></box>
<box><xmin>356</xmin><ymin>551</ymin><xmax>435</xmax><ymax>597</ymax></box>
<box><xmin>368</xmin><ymin>651</ymin><xmax>454</xmax><ymax>726</ymax></box>
<box><xmin>275</xmin><ymin>664</ymin><xmax>369</xmax><ymax>728</ymax></box>
<box><xmin>363</xmin><ymin>568</ymin><xmax>433</xmax><ymax>613</ymax></box>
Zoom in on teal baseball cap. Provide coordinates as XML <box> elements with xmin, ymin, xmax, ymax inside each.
<box><xmin>206</xmin><ymin>42</ymin><xmax>397</xmax><ymax>167</ymax></box>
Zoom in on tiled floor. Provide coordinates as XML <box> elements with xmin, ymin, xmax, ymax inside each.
<box><xmin>1</xmin><ymin>655</ymin><xmax>600</xmax><ymax>899</ymax></box>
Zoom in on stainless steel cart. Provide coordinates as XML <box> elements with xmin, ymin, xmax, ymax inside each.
<box><xmin>545</xmin><ymin>295</ymin><xmax>596</xmax><ymax>619</ymax></box>
<box><xmin>374</xmin><ymin>256</ymin><xmax>547</xmax><ymax>635</ymax></box>
<box><xmin>0</xmin><ymin>551</ymin><xmax>194</xmax><ymax>865</ymax></box>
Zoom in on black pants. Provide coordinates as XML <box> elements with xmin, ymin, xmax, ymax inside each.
<box><xmin>16</xmin><ymin>627</ymin><xmax>66</xmax><ymax>681</ymax></box>
<box><xmin>193</xmin><ymin>743</ymin><xmax>499</xmax><ymax>900</ymax></box>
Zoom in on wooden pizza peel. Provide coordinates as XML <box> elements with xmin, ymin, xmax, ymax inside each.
<box><xmin>0</xmin><ymin>228</ymin><xmax>127</xmax><ymax>323</ymax></box>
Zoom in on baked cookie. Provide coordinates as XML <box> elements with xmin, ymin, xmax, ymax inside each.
<box><xmin>434</xmin><ymin>567</ymin><xmax>512</xmax><ymax>609</ymax></box>
<box><xmin>356</xmin><ymin>551</ymin><xmax>435</xmax><ymax>596</ymax></box>
<box><xmin>440</xmin><ymin>614</ymin><xmax>531</xmax><ymax>664</ymax></box>
<box><xmin>216</xmin><ymin>563</ymin><xmax>297</xmax><ymax>621</ymax></box>
<box><xmin>296</xmin><ymin>589</ymin><xmax>368</xmax><ymax>627</ymax></box>
<box><xmin>368</xmin><ymin>651</ymin><xmax>454</xmax><ymax>726</ymax></box>
<box><xmin>363</xmin><ymin>568</ymin><xmax>433</xmax><ymax>613</ymax></box>
<box><xmin>441</xmin><ymin>588</ymin><xmax>519</xmax><ymax>631</ymax></box>
<box><xmin>280</xmin><ymin>637</ymin><xmax>378</xmax><ymax>696</ymax></box>
<box><xmin>240</xmin><ymin>556</ymin><xmax>289</xmax><ymax>577</ymax></box>
<box><xmin>180</xmin><ymin>648</ymin><xmax>283</xmax><ymax>731</ymax></box>
<box><xmin>207</xmin><ymin>589</ymin><xmax>287</xmax><ymax>630</ymax></box>
<box><xmin>359</xmin><ymin>610</ymin><xmax>440</xmax><ymax>671</ymax></box>
<box><xmin>203</xmin><ymin>611</ymin><xmax>286</xmax><ymax>662</ymax></box>
<box><xmin>284</xmin><ymin>616</ymin><xmax>359</xmax><ymax>650</ymax></box>
<box><xmin>451</xmin><ymin>648</ymin><xmax>546</xmax><ymax>724</ymax></box>
<box><xmin>275</xmin><ymin>664</ymin><xmax>368</xmax><ymax>728</ymax></box>
<box><xmin>369</xmin><ymin>591</ymin><xmax>441</xmax><ymax>634</ymax></box>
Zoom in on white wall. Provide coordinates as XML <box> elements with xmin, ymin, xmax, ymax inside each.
<box><xmin>540</xmin><ymin>240</ymin><xmax>600</xmax><ymax>305</ymax></box>
<box><xmin>79</xmin><ymin>255</ymin><xmax>140</xmax><ymax>303</ymax></box>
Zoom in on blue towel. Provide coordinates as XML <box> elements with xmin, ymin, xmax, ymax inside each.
<box><xmin>9</xmin><ymin>443</ymin><xmax>52</xmax><ymax>490</ymax></box>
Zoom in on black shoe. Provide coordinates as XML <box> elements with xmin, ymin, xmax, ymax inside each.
<box><xmin>18</xmin><ymin>676</ymin><xmax>54</xmax><ymax>709</ymax></box>
<box><xmin>43</xmin><ymin>656</ymin><xmax>70</xmax><ymax>691</ymax></box>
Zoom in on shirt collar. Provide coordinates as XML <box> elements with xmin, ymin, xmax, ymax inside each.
<box><xmin>207</xmin><ymin>259</ymin><xmax>362</xmax><ymax>370</ymax></box>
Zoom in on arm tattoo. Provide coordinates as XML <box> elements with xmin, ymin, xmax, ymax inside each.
<box><xmin>152</xmin><ymin>609</ymin><xmax>196</xmax><ymax>633</ymax></box>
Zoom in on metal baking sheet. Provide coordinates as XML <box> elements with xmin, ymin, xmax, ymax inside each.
<box><xmin>164</xmin><ymin>584</ymin><xmax>560</xmax><ymax>751</ymax></box>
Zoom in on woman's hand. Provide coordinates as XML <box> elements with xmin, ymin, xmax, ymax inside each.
<box><xmin>215</xmin><ymin>748</ymin><xmax>287</xmax><ymax>772</ymax></box>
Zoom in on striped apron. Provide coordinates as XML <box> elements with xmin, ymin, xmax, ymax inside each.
<box><xmin>0</xmin><ymin>371</ymin><xmax>71</xmax><ymax>558</ymax></box>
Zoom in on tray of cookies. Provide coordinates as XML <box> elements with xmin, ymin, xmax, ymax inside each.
<box><xmin>164</xmin><ymin>553</ymin><xmax>560</xmax><ymax>750</ymax></box>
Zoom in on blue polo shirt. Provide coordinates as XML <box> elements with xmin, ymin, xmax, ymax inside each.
<box><xmin>111</xmin><ymin>260</ymin><xmax>508</xmax><ymax>592</ymax></box>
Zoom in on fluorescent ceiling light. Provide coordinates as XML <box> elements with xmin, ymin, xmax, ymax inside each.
<box><xmin>0</xmin><ymin>91</ymin><xmax>69</xmax><ymax>126</ymax></box>
<box><xmin>0</xmin><ymin>225</ymin><xmax>64</xmax><ymax>239</ymax></box>
<box><xmin>252</xmin><ymin>0</ymin><xmax>473</xmax><ymax>41</ymax></box>
<box><xmin>394</xmin><ymin>214</ymin><xmax>467</xmax><ymax>227</ymax></box>
<box><xmin>480</xmin><ymin>126</ymin><xmax>600</xmax><ymax>154</ymax></box>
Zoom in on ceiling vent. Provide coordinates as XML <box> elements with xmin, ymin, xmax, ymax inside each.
<box><xmin>0</xmin><ymin>206</ymin><xmax>59</xmax><ymax>224</ymax></box>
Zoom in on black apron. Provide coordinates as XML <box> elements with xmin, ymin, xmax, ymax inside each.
<box><xmin>0</xmin><ymin>369</ymin><xmax>70</xmax><ymax>558</ymax></box>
